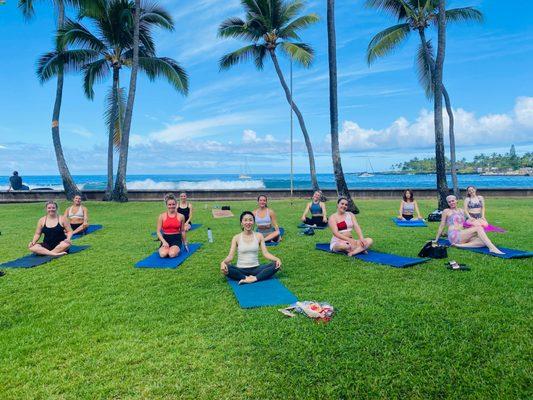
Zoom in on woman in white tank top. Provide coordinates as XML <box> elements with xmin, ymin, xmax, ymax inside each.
<box><xmin>220</xmin><ymin>211</ymin><xmax>282</xmax><ymax>285</ymax></box>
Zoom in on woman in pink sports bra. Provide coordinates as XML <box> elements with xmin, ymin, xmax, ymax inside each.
<box><xmin>435</xmin><ymin>195</ymin><xmax>503</xmax><ymax>254</ymax></box>
<box><xmin>328</xmin><ymin>197</ymin><xmax>373</xmax><ymax>256</ymax></box>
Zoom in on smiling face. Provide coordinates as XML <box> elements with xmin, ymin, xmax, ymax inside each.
<box><xmin>467</xmin><ymin>186</ymin><xmax>476</xmax><ymax>197</ymax></box>
<box><xmin>241</xmin><ymin>213</ymin><xmax>255</xmax><ymax>231</ymax></box>
<box><xmin>179</xmin><ymin>193</ymin><xmax>187</xmax><ymax>202</ymax></box>
<box><xmin>312</xmin><ymin>191</ymin><xmax>321</xmax><ymax>202</ymax></box>
<box><xmin>447</xmin><ymin>196</ymin><xmax>458</xmax><ymax>209</ymax></box>
<box><xmin>46</xmin><ymin>202</ymin><xmax>57</xmax><ymax>216</ymax></box>
<box><xmin>337</xmin><ymin>199</ymin><xmax>348</xmax><ymax>213</ymax></box>
<box><xmin>73</xmin><ymin>195</ymin><xmax>82</xmax><ymax>206</ymax></box>
<box><xmin>257</xmin><ymin>196</ymin><xmax>267</xmax><ymax>208</ymax></box>
<box><xmin>166</xmin><ymin>199</ymin><xmax>177</xmax><ymax>213</ymax></box>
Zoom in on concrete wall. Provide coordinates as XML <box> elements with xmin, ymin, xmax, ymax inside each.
<box><xmin>1</xmin><ymin>188</ymin><xmax>531</xmax><ymax>203</ymax></box>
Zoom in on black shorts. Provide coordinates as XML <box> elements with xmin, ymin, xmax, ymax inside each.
<box><xmin>41</xmin><ymin>241</ymin><xmax>68</xmax><ymax>251</ymax></box>
<box><xmin>402</xmin><ymin>214</ymin><xmax>414</xmax><ymax>220</ymax></box>
<box><xmin>71</xmin><ymin>223</ymin><xmax>85</xmax><ymax>232</ymax></box>
<box><xmin>160</xmin><ymin>233</ymin><xmax>182</xmax><ymax>247</ymax></box>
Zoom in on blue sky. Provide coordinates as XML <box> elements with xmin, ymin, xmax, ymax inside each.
<box><xmin>0</xmin><ymin>0</ymin><xmax>532</xmax><ymax>175</ymax></box>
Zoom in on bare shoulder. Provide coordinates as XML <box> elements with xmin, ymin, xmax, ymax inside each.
<box><xmin>255</xmin><ymin>232</ymin><xmax>265</xmax><ymax>242</ymax></box>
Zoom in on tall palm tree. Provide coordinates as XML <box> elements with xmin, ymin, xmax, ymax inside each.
<box><xmin>112</xmin><ymin>0</ymin><xmax>140</xmax><ymax>202</ymax></box>
<box><xmin>19</xmin><ymin>0</ymin><xmax>86</xmax><ymax>200</ymax></box>
<box><xmin>45</xmin><ymin>0</ymin><xmax>188</xmax><ymax>200</ymax></box>
<box><xmin>218</xmin><ymin>0</ymin><xmax>321</xmax><ymax>191</ymax></box>
<box><xmin>366</xmin><ymin>0</ymin><xmax>482</xmax><ymax>202</ymax></box>
<box><xmin>327</xmin><ymin>0</ymin><xmax>358</xmax><ymax>212</ymax></box>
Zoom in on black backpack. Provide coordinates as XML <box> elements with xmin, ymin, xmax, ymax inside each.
<box><xmin>427</xmin><ymin>210</ymin><xmax>443</xmax><ymax>222</ymax></box>
<box><xmin>303</xmin><ymin>227</ymin><xmax>315</xmax><ymax>236</ymax></box>
<box><xmin>418</xmin><ymin>241</ymin><xmax>448</xmax><ymax>259</ymax></box>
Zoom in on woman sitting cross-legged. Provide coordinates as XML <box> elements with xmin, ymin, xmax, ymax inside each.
<box><xmin>436</xmin><ymin>195</ymin><xmax>503</xmax><ymax>254</ymax></box>
<box><xmin>253</xmin><ymin>194</ymin><xmax>280</xmax><ymax>242</ymax></box>
<box><xmin>398</xmin><ymin>189</ymin><xmax>422</xmax><ymax>220</ymax></box>
<box><xmin>463</xmin><ymin>185</ymin><xmax>489</xmax><ymax>228</ymax></box>
<box><xmin>329</xmin><ymin>197</ymin><xmax>373</xmax><ymax>256</ymax></box>
<box><xmin>157</xmin><ymin>193</ymin><xmax>187</xmax><ymax>258</ymax></box>
<box><xmin>177</xmin><ymin>192</ymin><xmax>194</xmax><ymax>231</ymax></box>
<box><xmin>301</xmin><ymin>190</ymin><xmax>328</xmax><ymax>227</ymax></box>
<box><xmin>29</xmin><ymin>201</ymin><xmax>73</xmax><ymax>256</ymax></box>
<box><xmin>220</xmin><ymin>211</ymin><xmax>281</xmax><ymax>285</ymax></box>
<box><xmin>64</xmin><ymin>194</ymin><xmax>89</xmax><ymax>235</ymax></box>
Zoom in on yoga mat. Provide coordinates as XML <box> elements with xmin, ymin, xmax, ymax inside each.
<box><xmin>264</xmin><ymin>227</ymin><xmax>284</xmax><ymax>247</ymax></box>
<box><xmin>0</xmin><ymin>245</ymin><xmax>90</xmax><ymax>269</ymax></box>
<box><xmin>392</xmin><ymin>218</ymin><xmax>427</xmax><ymax>227</ymax></box>
<box><xmin>226</xmin><ymin>277</ymin><xmax>297</xmax><ymax>308</ymax></box>
<box><xmin>315</xmin><ymin>243</ymin><xmax>429</xmax><ymax>268</ymax></box>
<box><xmin>437</xmin><ymin>239</ymin><xmax>532</xmax><ymax>259</ymax></box>
<box><xmin>135</xmin><ymin>243</ymin><xmax>202</xmax><ymax>269</ymax></box>
<box><xmin>72</xmin><ymin>224</ymin><xmax>103</xmax><ymax>239</ymax></box>
<box><xmin>151</xmin><ymin>223</ymin><xmax>202</xmax><ymax>237</ymax></box>
<box><xmin>298</xmin><ymin>223</ymin><xmax>328</xmax><ymax>230</ymax></box>
<box><xmin>212</xmin><ymin>209</ymin><xmax>234</xmax><ymax>218</ymax></box>
<box><xmin>463</xmin><ymin>221</ymin><xmax>506</xmax><ymax>233</ymax></box>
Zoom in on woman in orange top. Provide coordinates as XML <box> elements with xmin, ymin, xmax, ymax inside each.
<box><xmin>157</xmin><ymin>193</ymin><xmax>187</xmax><ymax>258</ymax></box>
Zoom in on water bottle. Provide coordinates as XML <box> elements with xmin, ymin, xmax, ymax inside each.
<box><xmin>207</xmin><ymin>228</ymin><xmax>213</xmax><ymax>243</ymax></box>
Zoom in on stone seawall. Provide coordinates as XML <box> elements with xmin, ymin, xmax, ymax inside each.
<box><xmin>0</xmin><ymin>188</ymin><xmax>531</xmax><ymax>203</ymax></box>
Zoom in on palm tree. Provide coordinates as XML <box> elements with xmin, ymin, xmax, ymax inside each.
<box><xmin>20</xmin><ymin>0</ymin><xmax>86</xmax><ymax>200</ymax></box>
<box><xmin>47</xmin><ymin>0</ymin><xmax>188</xmax><ymax>200</ymax></box>
<box><xmin>327</xmin><ymin>0</ymin><xmax>358</xmax><ymax>212</ymax></box>
<box><xmin>218</xmin><ymin>0</ymin><xmax>321</xmax><ymax>192</ymax></box>
<box><xmin>112</xmin><ymin>0</ymin><xmax>140</xmax><ymax>202</ymax></box>
<box><xmin>366</xmin><ymin>0</ymin><xmax>482</xmax><ymax>203</ymax></box>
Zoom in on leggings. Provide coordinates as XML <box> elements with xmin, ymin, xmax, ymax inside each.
<box><xmin>227</xmin><ymin>263</ymin><xmax>279</xmax><ymax>282</ymax></box>
<box><xmin>304</xmin><ymin>216</ymin><xmax>328</xmax><ymax>227</ymax></box>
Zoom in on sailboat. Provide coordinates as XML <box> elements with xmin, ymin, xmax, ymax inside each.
<box><xmin>239</xmin><ymin>157</ymin><xmax>251</xmax><ymax>179</ymax></box>
<box><xmin>358</xmin><ymin>159</ymin><xmax>375</xmax><ymax>177</ymax></box>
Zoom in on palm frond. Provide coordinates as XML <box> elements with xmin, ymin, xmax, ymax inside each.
<box><xmin>83</xmin><ymin>58</ymin><xmax>111</xmax><ymax>99</ymax></box>
<box><xmin>278</xmin><ymin>14</ymin><xmax>319</xmax><ymax>40</ymax></box>
<box><xmin>279</xmin><ymin>41</ymin><xmax>314</xmax><ymax>67</ymax></box>
<box><xmin>281</xmin><ymin>0</ymin><xmax>305</xmax><ymax>24</ymax></box>
<box><xmin>18</xmin><ymin>0</ymin><xmax>35</xmax><ymax>20</ymax></box>
<box><xmin>104</xmin><ymin>84</ymin><xmax>126</xmax><ymax>148</ymax></box>
<box><xmin>364</xmin><ymin>0</ymin><xmax>405</xmax><ymax>17</ymax></box>
<box><xmin>36</xmin><ymin>49</ymin><xmax>99</xmax><ymax>83</ymax></box>
<box><xmin>58</xmin><ymin>18</ymin><xmax>107</xmax><ymax>52</ymax></box>
<box><xmin>137</xmin><ymin>57</ymin><xmax>189</xmax><ymax>95</ymax></box>
<box><xmin>219</xmin><ymin>44</ymin><xmax>267</xmax><ymax>70</ymax></box>
<box><xmin>416</xmin><ymin>39</ymin><xmax>435</xmax><ymax>98</ymax></box>
<box><xmin>366</xmin><ymin>23</ymin><xmax>411</xmax><ymax>64</ymax></box>
<box><xmin>218</xmin><ymin>17</ymin><xmax>260</xmax><ymax>41</ymax></box>
<box><xmin>444</xmin><ymin>7</ymin><xmax>483</xmax><ymax>24</ymax></box>
<box><xmin>140</xmin><ymin>3</ymin><xmax>174</xmax><ymax>31</ymax></box>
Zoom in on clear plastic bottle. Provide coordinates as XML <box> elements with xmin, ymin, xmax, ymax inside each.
<box><xmin>207</xmin><ymin>228</ymin><xmax>213</xmax><ymax>243</ymax></box>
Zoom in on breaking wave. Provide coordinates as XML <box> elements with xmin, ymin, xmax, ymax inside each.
<box><xmin>126</xmin><ymin>179</ymin><xmax>266</xmax><ymax>190</ymax></box>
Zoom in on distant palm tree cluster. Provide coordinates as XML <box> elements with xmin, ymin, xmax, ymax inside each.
<box><xmin>18</xmin><ymin>0</ymin><xmax>482</xmax><ymax>208</ymax></box>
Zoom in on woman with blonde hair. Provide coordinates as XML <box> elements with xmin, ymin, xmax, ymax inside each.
<box><xmin>29</xmin><ymin>201</ymin><xmax>73</xmax><ymax>256</ymax></box>
<box><xmin>156</xmin><ymin>193</ymin><xmax>187</xmax><ymax>258</ymax></box>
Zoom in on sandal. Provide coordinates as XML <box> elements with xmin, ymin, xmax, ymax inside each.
<box><xmin>446</xmin><ymin>261</ymin><xmax>470</xmax><ymax>271</ymax></box>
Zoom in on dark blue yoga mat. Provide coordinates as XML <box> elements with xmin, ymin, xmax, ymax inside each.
<box><xmin>264</xmin><ymin>227</ymin><xmax>284</xmax><ymax>247</ymax></box>
<box><xmin>227</xmin><ymin>277</ymin><xmax>297</xmax><ymax>308</ymax></box>
<box><xmin>135</xmin><ymin>243</ymin><xmax>202</xmax><ymax>269</ymax></box>
<box><xmin>0</xmin><ymin>245</ymin><xmax>90</xmax><ymax>269</ymax></box>
<box><xmin>315</xmin><ymin>243</ymin><xmax>429</xmax><ymax>268</ymax></box>
<box><xmin>298</xmin><ymin>223</ymin><xmax>328</xmax><ymax>230</ymax></box>
<box><xmin>437</xmin><ymin>239</ymin><xmax>533</xmax><ymax>259</ymax></box>
<box><xmin>392</xmin><ymin>218</ymin><xmax>427</xmax><ymax>228</ymax></box>
<box><xmin>72</xmin><ymin>224</ymin><xmax>103</xmax><ymax>239</ymax></box>
<box><xmin>150</xmin><ymin>223</ymin><xmax>202</xmax><ymax>237</ymax></box>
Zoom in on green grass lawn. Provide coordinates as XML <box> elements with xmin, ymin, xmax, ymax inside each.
<box><xmin>1</xmin><ymin>198</ymin><xmax>532</xmax><ymax>399</ymax></box>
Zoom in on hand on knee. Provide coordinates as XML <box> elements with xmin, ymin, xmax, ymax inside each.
<box><xmin>365</xmin><ymin>238</ymin><xmax>373</xmax><ymax>247</ymax></box>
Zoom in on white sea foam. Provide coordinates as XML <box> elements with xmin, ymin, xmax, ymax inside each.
<box><xmin>126</xmin><ymin>178</ymin><xmax>266</xmax><ymax>190</ymax></box>
<box><xmin>0</xmin><ymin>183</ymin><xmax>85</xmax><ymax>191</ymax></box>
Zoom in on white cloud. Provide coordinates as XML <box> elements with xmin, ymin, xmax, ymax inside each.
<box><xmin>332</xmin><ymin>96</ymin><xmax>533</xmax><ymax>152</ymax></box>
<box><xmin>242</xmin><ymin>129</ymin><xmax>276</xmax><ymax>144</ymax></box>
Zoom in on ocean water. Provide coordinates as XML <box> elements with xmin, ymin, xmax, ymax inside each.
<box><xmin>1</xmin><ymin>173</ymin><xmax>531</xmax><ymax>191</ymax></box>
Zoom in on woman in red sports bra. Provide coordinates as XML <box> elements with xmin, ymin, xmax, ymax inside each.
<box><xmin>157</xmin><ymin>193</ymin><xmax>187</xmax><ymax>258</ymax></box>
<box><xmin>328</xmin><ymin>197</ymin><xmax>373</xmax><ymax>256</ymax></box>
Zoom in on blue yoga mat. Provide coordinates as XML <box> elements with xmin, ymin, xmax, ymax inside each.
<box><xmin>0</xmin><ymin>245</ymin><xmax>90</xmax><ymax>269</ymax></box>
<box><xmin>437</xmin><ymin>239</ymin><xmax>533</xmax><ymax>259</ymax></box>
<box><xmin>150</xmin><ymin>223</ymin><xmax>202</xmax><ymax>238</ymax></box>
<box><xmin>264</xmin><ymin>227</ymin><xmax>284</xmax><ymax>247</ymax></box>
<box><xmin>392</xmin><ymin>218</ymin><xmax>427</xmax><ymax>227</ymax></box>
<box><xmin>72</xmin><ymin>224</ymin><xmax>103</xmax><ymax>239</ymax></box>
<box><xmin>298</xmin><ymin>223</ymin><xmax>328</xmax><ymax>230</ymax></box>
<box><xmin>315</xmin><ymin>243</ymin><xmax>429</xmax><ymax>268</ymax></box>
<box><xmin>135</xmin><ymin>243</ymin><xmax>202</xmax><ymax>269</ymax></box>
<box><xmin>226</xmin><ymin>277</ymin><xmax>297</xmax><ymax>308</ymax></box>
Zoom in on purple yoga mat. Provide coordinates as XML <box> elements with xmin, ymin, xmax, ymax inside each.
<box><xmin>463</xmin><ymin>221</ymin><xmax>506</xmax><ymax>233</ymax></box>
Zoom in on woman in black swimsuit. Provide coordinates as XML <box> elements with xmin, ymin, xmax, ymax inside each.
<box><xmin>178</xmin><ymin>192</ymin><xmax>194</xmax><ymax>231</ymax></box>
<box><xmin>29</xmin><ymin>201</ymin><xmax>73</xmax><ymax>256</ymax></box>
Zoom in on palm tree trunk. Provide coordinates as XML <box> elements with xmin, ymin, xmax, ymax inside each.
<box><xmin>112</xmin><ymin>0</ymin><xmax>140</xmax><ymax>202</ymax></box>
<box><xmin>52</xmin><ymin>2</ymin><xmax>83</xmax><ymax>200</ymax></box>
<box><xmin>326</xmin><ymin>0</ymin><xmax>358</xmax><ymax>213</ymax></box>
<box><xmin>433</xmin><ymin>0</ymin><xmax>450</xmax><ymax>210</ymax></box>
<box><xmin>103</xmin><ymin>68</ymin><xmax>120</xmax><ymax>201</ymax></box>
<box><xmin>418</xmin><ymin>29</ymin><xmax>459</xmax><ymax>199</ymax></box>
<box><xmin>269</xmin><ymin>50</ymin><xmax>320</xmax><ymax>191</ymax></box>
